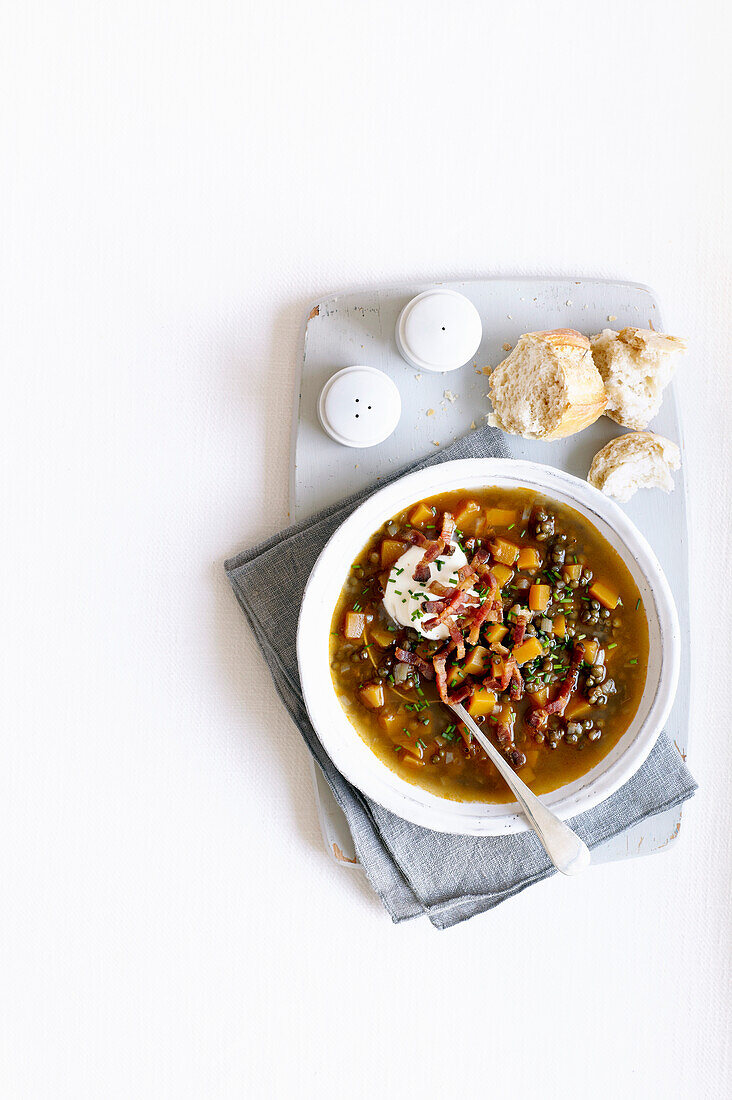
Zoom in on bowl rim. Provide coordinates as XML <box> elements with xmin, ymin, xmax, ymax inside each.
<box><xmin>297</xmin><ymin>457</ymin><xmax>680</xmax><ymax>835</ymax></box>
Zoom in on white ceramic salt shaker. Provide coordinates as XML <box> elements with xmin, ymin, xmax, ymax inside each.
<box><xmin>395</xmin><ymin>289</ymin><xmax>483</xmax><ymax>372</ymax></box>
<box><xmin>317</xmin><ymin>365</ymin><xmax>401</xmax><ymax>448</ymax></box>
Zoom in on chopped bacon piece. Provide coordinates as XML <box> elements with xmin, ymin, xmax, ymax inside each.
<box><xmin>413</xmin><ymin>561</ymin><xmax>431</xmax><ymax>583</ymax></box>
<box><xmin>422</xmin><ymin>587</ymin><xmax>473</xmax><ymax>629</ymax></box>
<box><xmin>466</xmin><ymin>600</ymin><xmax>496</xmax><ymax>646</ymax></box>
<box><xmin>447</xmin><ymin>681</ymin><xmax>474</xmax><ymax>706</ymax></box>
<box><xmin>404</xmin><ymin>529</ymin><xmax>428</xmax><ymax>547</ymax></box>
<box><xmin>483</xmin><ymin>655</ymin><xmax>519</xmax><ymax>694</ymax></box>
<box><xmin>455</xmin><ymin>563</ymin><xmax>476</xmax><ymax>585</ymax></box>
<box><xmin>428</xmin><ymin>580</ymin><xmax>450</xmax><ymax>597</ymax></box>
<box><xmin>509</xmin><ymin>662</ymin><xmax>524</xmax><ymax>701</ymax></box>
<box><xmin>541</xmin><ymin>646</ymin><xmax>584</xmax><ymax>714</ymax></box>
<box><xmin>447</xmin><ymin>620</ymin><xmax>465</xmax><ymax>660</ymax></box>
<box><xmin>433</xmin><ymin>653</ymin><xmax>449</xmax><ymax>703</ymax></box>
<box><xmin>394</xmin><ymin>647</ymin><xmax>435</xmax><ymax>680</ymax></box>
<box><xmin>411</xmin><ymin>511</ymin><xmax>456</xmax><ymax>581</ymax></box>
<box><xmin>423</xmin><ymin>596</ymin><xmax>449</xmax><ymax>615</ymax></box>
<box><xmin>510</xmin><ymin>617</ymin><xmax>526</xmax><ymax>648</ymax></box>
<box><xmin>525</xmin><ymin>644</ymin><xmax>584</xmax><ymax>725</ymax></box>
<box><xmin>495</xmin><ymin>722</ymin><xmax>513</xmax><ymax>748</ymax></box>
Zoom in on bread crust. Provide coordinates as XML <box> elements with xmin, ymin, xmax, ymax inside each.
<box><xmin>488</xmin><ymin>329</ymin><xmax>606</xmax><ymax>440</ymax></box>
<box><xmin>588</xmin><ymin>431</ymin><xmax>681</xmax><ymax>502</ymax></box>
<box><xmin>590</xmin><ymin>327</ymin><xmax>686</xmax><ymax>430</ymax></box>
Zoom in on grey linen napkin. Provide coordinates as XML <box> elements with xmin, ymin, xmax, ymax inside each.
<box><xmin>225</xmin><ymin>424</ymin><xmax>697</xmax><ymax>929</ymax></box>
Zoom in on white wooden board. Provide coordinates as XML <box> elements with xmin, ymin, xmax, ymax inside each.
<box><xmin>291</xmin><ymin>278</ymin><xmax>690</xmax><ymax>867</ymax></box>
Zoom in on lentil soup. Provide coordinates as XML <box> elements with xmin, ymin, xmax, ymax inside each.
<box><xmin>329</xmin><ymin>488</ymin><xmax>649</xmax><ymax>802</ymax></box>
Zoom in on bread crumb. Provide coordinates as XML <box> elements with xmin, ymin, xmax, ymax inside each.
<box><xmin>426</xmin><ymin>408</ymin><xmax>435</xmax><ymax>416</ymax></box>
<box><xmin>648</xmin><ymin>319</ymin><xmax>655</xmax><ymax>331</ymax></box>
<box><xmin>432</xmin><ymin>441</ymin><xmax>440</xmax><ymax>447</ymax></box>
<box><xmin>414</xmin><ymin>373</ymin><xmax>422</xmax><ymax>381</ymax></box>
<box><xmin>607</xmin><ymin>314</ymin><xmax>617</xmax><ymax>322</ymax></box>
<box><xmin>481</xmin><ymin>365</ymin><xmax>492</xmax><ymax>375</ymax></box>
<box><xmin>470</xmin><ymin>421</ymin><xmax>476</xmax><ymax>430</ymax></box>
<box><xmin>566</xmin><ymin>299</ymin><xmax>573</xmax><ymax>306</ymax></box>
<box><xmin>443</xmin><ymin>389</ymin><xmax>457</xmax><ymax>403</ymax></box>
<box><xmin>507</xmin><ymin>314</ymin><xmax>513</xmax><ymax>319</ymax></box>
<box><xmin>502</xmin><ymin>342</ymin><xmax>512</xmax><ymax>352</ymax></box>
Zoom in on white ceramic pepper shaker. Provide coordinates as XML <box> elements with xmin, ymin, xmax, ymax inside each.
<box><xmin>395</xmin><ymin>289</ymin><xmax>483</xmax><ymax>373</ymax></box>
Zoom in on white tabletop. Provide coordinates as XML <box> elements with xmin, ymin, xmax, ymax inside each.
<box><xmin>3</xmin><ymin>2</ymin><xmax>730</xmax><ymax>1097</ymax></box>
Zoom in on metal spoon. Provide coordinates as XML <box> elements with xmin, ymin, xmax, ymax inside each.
<box><xmin>449</xmin><ymin>703</ymin><xmax>591</xmax><ymax>875</ymax></box>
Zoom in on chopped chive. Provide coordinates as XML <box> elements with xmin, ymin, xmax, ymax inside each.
<box><xmin>636</xmin><ymin>598</ymin><xmax>641</xmax><ymax>610</ymax></box>
<box><xmin>353</xmin><ymin>603</ymin><xmax>361</xmax><ymax>611</ymax></box>
<box><xmin>607</xmin><ymin>643</ymin><xmax>617</xmax><ymax>649</ymax></box>
<box><xmin>629</xmin><ymin>658</ymin><xmax>638</xmax><ymax>665</ymax></box>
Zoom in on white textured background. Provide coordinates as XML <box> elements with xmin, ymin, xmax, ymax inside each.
<box><xmin>2</xmin><ymin>2</ymin><xmax>730</xmax><ymax>1097</ymax></box>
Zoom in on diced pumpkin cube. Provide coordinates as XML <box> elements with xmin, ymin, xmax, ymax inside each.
<box><xmin>368</xmin><ymin>621</ymin><xmax>395</xmax><ymax>648</ymax></box>
<box><xmin>467</xmin><ymin>688</ymin><xmax>497</xmax><ymax>717</ymax></box>
<box><xmin>580</xmin><ymin>638</ymin><xmax>601</xmax><ymax>664</ymax></box>
<box><xmin>489</xmin><ymin>537</ymin><xmax>520</xmax><ymax>565</ymax></box>
<box><xmin>528</xmin><ymin>687</ymin><xmax>549</xmax><ymax>707</ymax></box>
<box><xmin>484</xmin><ymin>507</ymin><xmax>519</xmax><ymax>527</ymax></box>
<box><xmin>454</xmin><ymin>498</ymin><xmax>481</xmax><ymax>526</ymax></box>
<box><xmin>447</xmin><ymin>663</ymin><xmax>466</xmax><ymax>688</ymax></box>
<box><xmin>589</xmin><ymin>580</ymin><xmax>620</xmax><ymax>610</ymax></box>
<box><xmin>378</xmin><ymin>711</ymin><xmax>402</xmax><ymax>737</ymax></box>
<box><xmin>397</xmin><ymin>737</ymin><xmax>423</xmax><ymax>759</ymax></box>
<box><xmin>358</xmin><ymin>682</ymin><xmax>384</xmax><ymax>709</ymax></box>
<box><xmin>552</xmin><ymin>614</ymin><xmax>566</xmax><ymax>638</ymax></box>
<box><xmin>512</xmin><ymin>638</ymin><xmax>543</xmax><ymax>666</ymax></box>
<box><xmin>485</xmin><ymin>624</ymin><xmax>508</xmax><ymax>645</ymax></box>
<box><xmin>563</xmin><ymin>564</ymin><xmax>582</xmax><ymax>582</ymax></box>
<box><xmin>399</xmin><ymin>750</ymin><xmax>426</xmax><ymax>768</ymax></box>
<box><xmin>491</xmin><ymin>654</ymin><xmax>507</xmax><ymax>680</ymax></box>
<box><xmin>408</xmin><ymin>502</ymin><xmax>434</xmax><ymax>527</ymax></box>
<box><xmin>529</xmin><ymin>584</ymin><xmax>551</xmax><ymax>612</ymax></box>
<box><xmin>524</xmin><ymin>749</ymin><xmax>539</xmax><ymax>768</ymax></box>
<box><xmin>381</xmin><ymin>538</ymin><xmax>408</xmax><ymax>569</ymax></box>
<box><xmin>463</xmin><ymin>645</ymin><xmax>490</xmax><ymax>677</ymax></box>
<box><xmin>497</xmin><ymin>703</ymin><xmax>515</xmax><ymax>728</ymax></box>
<box><xmin>491</xmin><ymin>563</ymin><xmax>514</xmax><ymax>588</ymax></box>
<box><xmin>517</xmin><ymin>547</ymin><xmax>542</xmax><ymax>570</ymax></box>
<box><xmin>343</xmin><ymin>611</ymin><xmax>365</xmax><ymax>640</ymax></box>
<box><xmin>564</xmin><ymin>696</ymin><xmax>592</xmax><ymax>721</ymax></box>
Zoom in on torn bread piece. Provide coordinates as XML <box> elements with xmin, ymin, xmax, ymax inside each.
<box><xmin>590</xmin><ymin>328</ymin><xmax>686</xmax><ymax>430</ymax></box>
<box><xmin>487</xmin><ymin>329</ymin><xmax>606</xmax><ymax>440</ymax></box>
<box><xmin>588</xmin><ymin>431</ymin><xmax>681</xmax><ymax>503</ymax></box>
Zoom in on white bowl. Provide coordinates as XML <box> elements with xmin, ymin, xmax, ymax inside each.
<box><xmin>297</xmin><ymin>459</ymin><xmax>680</xmax><ymax>835</ymax></box>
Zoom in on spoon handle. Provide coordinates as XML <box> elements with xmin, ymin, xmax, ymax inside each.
<box><xmin>450</xmin><ymin>704</ymin><xmax>591</xmax><ymax>876</ymax></box>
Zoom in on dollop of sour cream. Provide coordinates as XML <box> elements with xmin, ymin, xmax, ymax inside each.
<box><xmin>382</xmin><ymin>545</ymin><xmax>481</xmax><ymax>641</ymax></box>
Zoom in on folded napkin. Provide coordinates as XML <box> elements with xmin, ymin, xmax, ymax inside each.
<box><xmin>225</xmin><ymin>424</ymin><xmax>697</xmax><ymax>929</ymax></box>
